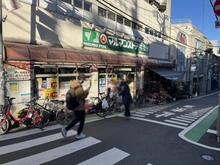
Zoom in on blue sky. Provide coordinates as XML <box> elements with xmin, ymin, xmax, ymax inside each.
<box><xmin>171</xmin><ymin>0</ymin><xmax>219</xmax><ymax>46</ymax></box>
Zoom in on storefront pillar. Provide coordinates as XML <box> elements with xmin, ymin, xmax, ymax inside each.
<box><xmin>89</xmin><ymin>71</ymin><xmax>99</xmax><ymax>98</ymax></box>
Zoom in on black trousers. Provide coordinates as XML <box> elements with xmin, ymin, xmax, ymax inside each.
<box><xmin>65</xmin><ymin>110</ymin><xmax>85</xmax><ymax>135</ymax></box>
<box><xmin>124</xmin><ymin>104</ymin><xmax>131</xmax><ymax>116</ymax></box>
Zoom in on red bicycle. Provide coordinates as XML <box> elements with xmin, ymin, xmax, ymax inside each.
<box><xmin>0</xmin><ymin>96</ymin><xmax>44</xmax><ymax>134</ymax></box>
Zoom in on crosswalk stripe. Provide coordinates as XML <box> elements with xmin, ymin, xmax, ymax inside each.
<box><xmin>164</xmin><ymin>120</ymin><xmax>189</xmax><ymax>126</ymax></box>
<box><xmin>170</xmin><ymin>118</ymin><xmax>192</xmax><ymax>123</ymax></box>
<box><xmin>77</xmin><ymin>148</ymin><xmax>130</xmax><ymax>165</ymax></box>
<box><xmin>0</xmin><ymin>124</ymin><xmax>62</xmax><ymax>141</ymax></box>
<box><xmin>130</xmin><ymin>116</ymin><xmax>186</xmax><ymax>129</ymax></box>
<box><xmin>176</xmin><ymin>116</ymin><xmax>195</xmax><ymax>121</ymax></box>
<box><xmin>0</xmin><ymin>130</ymin><xmax>77</xmax><ymax>155</ymax></box>
<box><xmin>183</xmin><ymin>114</ymin><xmax>200</xmax><ymax>117</ymax></box>
<box><xmin>180</xmin><ymin>115</ymin><xmax>198</xmax><ymax>119</ymax></box>
<box><xmin>132</xmin><ymin>114</ymin><xmax>145</xmax><ymax>118</ymax></box>
<box><xmin>135</xmin><ymin>111</ymin><xmax>150</xmax><ymax>115</ymax></box>
<box><xmin>2</xmin><ymin>137</ymin><xmax>101</xmax><ymax>165</ymax></box>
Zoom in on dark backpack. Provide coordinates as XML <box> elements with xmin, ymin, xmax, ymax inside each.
<box><xmin>66</xmin><ymin>86</ymin><xmax>80</xmax><ymax>110</ymax></box>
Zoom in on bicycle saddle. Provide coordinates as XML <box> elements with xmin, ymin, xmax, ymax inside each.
<box><xmin>90</xmin><ymin>97</ymin><xmax>99</xmax><ymax>100</ymax></box>
<box><xmin>51</xmin><ymin>100</ymin><xmax>65</xmax><ymax>105</ymax></box>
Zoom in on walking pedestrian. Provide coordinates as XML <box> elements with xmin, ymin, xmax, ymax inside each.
<box><xmin>118</xmin><ymin>79</ymin><xmax>133</xmax><ymax>117</ymax></box>
<box><xmin>61</xmin><ymin>73</ymin><xmax>90</xmax><ymax>139</ymax></box>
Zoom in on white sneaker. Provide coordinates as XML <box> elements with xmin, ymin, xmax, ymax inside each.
<box><xmin>61</xmin><ymin>128</ymin><xmax>67</xmax><ymax>138</ymax></box>
<box><xmin>75</xmin><ymin>133</ymin><xmax>86</xmax><ymax>139</ymax></box>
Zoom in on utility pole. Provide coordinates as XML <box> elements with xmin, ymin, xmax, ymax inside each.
<box><xmin>0</xmin><ymin>0</ymin><xmax>5</xmax><ymax>111</ymax></box>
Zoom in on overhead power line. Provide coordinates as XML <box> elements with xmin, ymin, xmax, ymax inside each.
<box><xmin>96</xmin><ymin>0</ymin><xmax>217</xmax><ymax>51</ymax></box>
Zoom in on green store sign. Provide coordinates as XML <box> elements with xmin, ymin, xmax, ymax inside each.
<box><xmin>82</xmin><ymin>28</ymin><xmax>149</xmax><ymax>55</ymax></box>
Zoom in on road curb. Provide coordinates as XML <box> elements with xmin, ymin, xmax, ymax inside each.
<box><xmin>178</xmin><ymin>105</ymin><xmax>220</xmax><ymax>151</ymax></box>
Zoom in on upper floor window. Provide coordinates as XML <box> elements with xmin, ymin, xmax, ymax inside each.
<box><xmin>124</xmin><ymin>18</ymin><xmax>131</xmax><ymax>27</ymax></box>
<box><xmin>74</xmin><ymin>0</ymin><xmax>82</xmax><ymax>8</ymax></box>
<box><xmin>98</xmin><ymin>7</ymin><xmax>107</xmax><ymax>18</ymax></box>
<box><xmin>117</xmin><ymin>15</ymin><xmax>123</xmax><ymax>24</ymax></box>
<box><xmin>108</xmin><ymin>11</ymin><xmax>115</xmax><ymax>21</ymax></box>
<box><xmin>84</xmin><ymin>1</ymin><xmax>92</xmax><ymax>12</ymax></box>
<box><xmin>61</xmin><ymin>0</ymin><xmax>72</xmax><ymax>4</ymax></box>
<box><xmin>132</xmin><ymin>22</ymin><xmax>137</xmax><ymax>29</ymax></box>
<box><xmin>136</xmin><ymin>24</ymin><xmax>143</xmax><ymax>31</ymax></box>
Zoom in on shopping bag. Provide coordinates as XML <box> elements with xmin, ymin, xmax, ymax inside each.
<box><xmin>117</xmin><ymin>95</ymin><xmax>122</xmax><ymax>103</ymax></box>
<box><xmin>102</xmin><ymin>98</ymin><xmax>109</xmax><ymax>109</ymax></box>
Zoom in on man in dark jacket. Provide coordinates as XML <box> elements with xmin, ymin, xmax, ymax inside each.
<box><xmin>118</xmin><ymin>79</ymin><xmax>133</xmax><ymax>117</ymax></box>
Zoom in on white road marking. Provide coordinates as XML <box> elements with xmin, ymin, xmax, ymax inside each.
<box><xmin>183</xmin><ymin>105</ymin><xmax>195</xmax><ymax>108</ymax></box>
<box><xmin>176</xmin><ymin>116</ymin><xmax>195</xmax><ymax>121</ymax></box>
<box><xmin>2</xmin><ymin>137</ymin><xmax>101</xmax><ymax>165</ymax></box>
<box><xmin>138</xmin><ymin>110</ymin><xmax>155</xmax><ymax>114</ymax></box>
<box><xmin>132</xmin><ymin>114</ymin><xmax>146</xmax><ymax>118</ymax></box>
<box><xmin>129</xmin><ymin>116</ymin><xmax>186</xmax><ymax>129</ymax></box>
<box><xmin>170</xmin><ymin>118</ymin><xmax>192</xmax><ymax>123</ymax></box>
<box><xmin>179</xmin><ymin>105</ymin><xmax>220</xmax><ymax>151</ymax></box>
<box><xmin>0</xmin><ymin>130</ymin><xmax>77</xmax><ymax>155</ymax></box>
<box><xmin>135</xmin><ymin>111</ymin><xmax>150</xmax><ymax>116</ymax></box>
<box><xmin>207</xmin><ymin>129</ymin><xmax>217</xmax><ymax>134</ymax></box>
<box><xmin>77</xmin><ymin>148</ymin><xmax>129</xmax><ymax>165</ymax></box>
<box><xmin>0</xmin><ymin>124</ymin><xmax>62</xmax><ymax>141</ymax></box>
<box><xmin>164</xmin><ymin>120</ymin><xmax>189</xmax><ymax>126</ymax></box>
<box><xmin>180</xmin><ymin>115</ymin><xmax>198</xmax><ymax>119</ymax></box>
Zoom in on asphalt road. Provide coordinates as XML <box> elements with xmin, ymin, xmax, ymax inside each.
<box><xmin>1</xmin><ymin>93</ymin><xmax>220</xmax><ymax>165</ymax></box>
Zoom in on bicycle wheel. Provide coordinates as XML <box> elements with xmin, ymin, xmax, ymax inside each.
<box><xmin>56</xmin><ymin>109</ymin><xmax>74</xmax><ymax>125</ymax></box>
<box><xmin>0</xmin><ymin>117</ymin><xmax>11</xmax><ymax>134</ymax></box>
<box><xmin>114</xmin><ymin>102</ymin><xmax>125</xmax><ymax>112</ymax></box>
<box><xmin>31</xmin><ymin>110</ymin><xmax>46</xmax><ymax>128</ymax></box>
<box><xmin>40</xmin><ymin>109</ymin><xmax>50</xmax><ymax>127</ymax></box>
<box><xmin>95</xmin><ymin>107</ymin><xmax>110</xmax><ymax>117</ymax></box>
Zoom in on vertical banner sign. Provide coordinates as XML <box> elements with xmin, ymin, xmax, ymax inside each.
<box><xmin>82</xmin><ymin>28</ymin><xmax>149</xmax><ymax>55</ymax></box>
<box><xmin>4</xmin><ymin>0</ymin><xmax>21</xmax><ymax>12</ymax></box>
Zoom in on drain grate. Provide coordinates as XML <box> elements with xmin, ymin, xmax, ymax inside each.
<box><xmin>202</xmin><ymin>155</ymin><xmax>214</xmax><ymax>161</ymax></box>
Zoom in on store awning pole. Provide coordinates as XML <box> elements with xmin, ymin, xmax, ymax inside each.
<box><xmin>0</xmin><ymin>1</ymin><xmax>5</xmax><ymax>109</ymax></box>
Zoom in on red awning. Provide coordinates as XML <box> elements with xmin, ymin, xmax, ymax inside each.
<box><xmin>4</xmin><ymin>42</ymin><xmax>173</xmax><ymax>67</ymax></box>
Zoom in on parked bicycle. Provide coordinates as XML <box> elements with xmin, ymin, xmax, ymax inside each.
<box><xmin>0</xmin><ymin>96</ymin><xmax>44</xmax><ymax>134</ymax></box>
<box><xmin>18</xmin><ymin>96</ymin><xmax>51</xmax><ymax>127</ymax></box>
<box><xmin>56</xmin><ymin>108</ymin><xmax>74</xmax><ymax>125</ymax></box>
<box><xmin>44</xmin><ymin>97</ymin><xmax>65</xmax><ymax>122</ymax></box>
<box><xmin>85</xmin><ymin>92</ymin><xmax>110</xmax><ymax>117</ymax></box>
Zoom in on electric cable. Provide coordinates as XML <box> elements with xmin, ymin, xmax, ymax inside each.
<box><xmin>95</xmin><ymin>0</ymin><xmax>217</xmax><ymax>52</ymax></box>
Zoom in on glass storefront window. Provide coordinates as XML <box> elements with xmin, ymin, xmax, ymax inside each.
<box><xmin>58</xmin><ymin>68</ymin><xmax>74</xmax><ymax>74</ymax></box>
<box><xmin>35</xmin><ymin>66</ymin><xmax>57</xmax><ymax>74</ymax></box>
<box><xmin>37</xmin><ymin>77</ymin><xmax>58</xmax><ymax>99</ymax></box>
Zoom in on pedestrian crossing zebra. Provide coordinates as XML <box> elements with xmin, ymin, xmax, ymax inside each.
<box><xmin>0</xmin><ymin>125</ymin><xmax>130</xmax><ymax>165</ymax></box>
<box><xmin>131</xmin><ymin>106</ymin><xmax>212</xmax><ymax>129</ymax></box>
